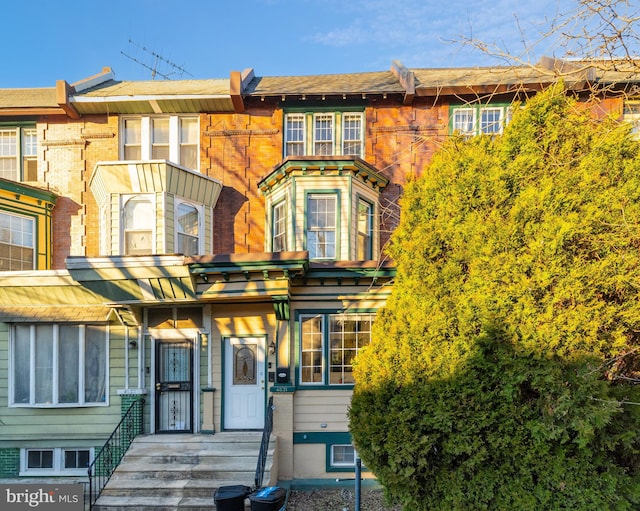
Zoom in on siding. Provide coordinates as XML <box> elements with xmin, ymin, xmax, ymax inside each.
<box><xmin>294</xmin><ymin>389</ymin><xmax>352</xmax><ymax>432</ymax></box>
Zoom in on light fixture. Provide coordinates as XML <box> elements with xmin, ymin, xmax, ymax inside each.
<box><xmin>200</xmin><ymin>273</ymin><xmax>208</xmax><ymax>283</ymax></box>
<box><xmin>129</xmin><ymin>340</ymin><xmax>137</xmax><ymax>348</ymax></box>
<box><xmin>269</xmin><ymin>340</ymin><xmax>276</xmax><ymax>355</ymax></box>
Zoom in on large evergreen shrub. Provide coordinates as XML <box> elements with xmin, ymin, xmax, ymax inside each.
<box><xmin>349</xmin><ymin>84</ymin><xmax>640</xmax><ymax>510</ymax></box>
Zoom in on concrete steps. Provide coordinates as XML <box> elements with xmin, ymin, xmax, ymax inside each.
<box><xmin>93</xmin><ymin>433</ymin><xmax>277</xmax><ymax>511</ymax></box>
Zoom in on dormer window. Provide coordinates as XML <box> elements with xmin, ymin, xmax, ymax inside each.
<box><xmin>284</xmin><ymin>110</ymin><xmax>363</xmax><ymax>158</ymax></box>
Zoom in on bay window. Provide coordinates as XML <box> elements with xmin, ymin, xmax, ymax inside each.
<box><xmin>123</xmin><ymin>195</ymin><xmax>154</xmax><ymax>255</ymax></box>
<box><xmin>272</xmin><ymin>200</ymin><xmax>288</xmax><ymax>252</ymax></box>
<box><xmin>0</xmin><ymin>211</ymin><xmax>34</xmax><ymax>270</ymax></box>
<box><xmin>11</xmin><ymin>324</ymin><xmax>108</xmax><ymax>407</ymax></box>
<box><xmin>176</xmin><ymin>202</ymin><xmax>200</xmax><ymax>256</ymax></box>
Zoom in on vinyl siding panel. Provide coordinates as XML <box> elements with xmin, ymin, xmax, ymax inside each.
<box><xmin>294</xmin><ymin>389</ymin><xmax>352</xmax><ymax>432</ymax></box>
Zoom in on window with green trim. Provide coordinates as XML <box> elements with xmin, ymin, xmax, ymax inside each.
<box><xmin>450</xmin><ymin>104</ymin><xmax>511</xmax><ymax>136</ymax></box>
<box><xmin>284</xmin><ymin>111</ymin><xmax>364</xmax><ymax>157</ymax></box>
<box><xmin>300</xmin><ymin>313</ymin><xmax>374</xmax><ymax>385</ymax></box>
<box><xmin>307</xmin><ymin>194</ymin><xmax>337</xmax><ymax>259</ymax></box>
<box><xmin>0</xmin><ymin>211</ymin><xmax>34</xmax><ymax>271</ymax></box>
<box><xmin>357</xmin><ymin>198</ymin><xmax>373</xmax><ymax>260</ymax></box>
<box><xmin>0</xmin><ymin>126</ymin><xmax>37</xmax><ymax>182</ymax></box>
<box><xmin>272</xmin><ymin>200</ymin><xmax>288</xmax><ymax>252</ymax></box>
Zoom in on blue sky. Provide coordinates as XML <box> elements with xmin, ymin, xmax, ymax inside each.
<box><xmin>5</xmin><ymin>0</ymin><xmax>578</xmax><ymax>88</ymax></box>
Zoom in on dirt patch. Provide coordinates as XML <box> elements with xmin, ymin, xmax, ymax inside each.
<box><xmin>285</xmin><ymin>488</ymin><xmax>402</xmax><ymax>511</ymax></box>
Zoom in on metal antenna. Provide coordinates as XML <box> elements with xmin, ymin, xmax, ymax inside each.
<box><xmin>121</xmin><ymin>39</ymin><xmax>193</xmax><ymax>80</ymax></box>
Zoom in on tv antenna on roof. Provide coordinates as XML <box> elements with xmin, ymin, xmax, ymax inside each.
<box><xmin>121</xmin><ymin>39</ymin><xmax>193</xmax><ymax>80</ymax></box>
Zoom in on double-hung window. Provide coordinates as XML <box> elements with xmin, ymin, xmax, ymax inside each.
<box><xmin>300</xmin><ymin>313</ymin><xmax>374</xmax><ymax>385</ymax></box>
<box><xmin>0</xmin><ymin>211</ymin><xmax>34</xmax><ymax>270</ymax></box>
<box><xmin>450</xmin><ymin>104</ymin><xmax>510</xmax><ymax>136</ymax></box>
<box><xmin>121</xmin><ymin>116</ymin><xmax>200</xmax><ymax>170</ymax></box>
<box><xmin>272</xmin><ymin>201</ymin><xmax>288</xmax><ymax>252</ymax></box>
<box><xmin>284</xmin><ymin>111</ymin><xmax>364</xmax><ymax>157</ymax></box>
<box><xmin>11</xmin><ymin>324</ymin><xmax>108</xmax><ymax>407</ymax></box>
<box><xmin>307</xmin><ymin>194</ymin><xmax>336</xmax><ymax>259</ymax></box>
<box><xmin>176</xmin><ymin>202</ymin><xmax>200</xmax><ymax>256</ymax></box>
<box><xmin>624</xmin><ymin>101</ymin><xmax>640</xmax><ymax>139</ymax></box>
<box><xmin>0</xmin><ymin>126</ymin><xmax>37</xmax><ymax>182</ymax></box>
<box><xmin>357</xmin><ymin>198</ymin><xmax>373</xmax><ymax>260</ymax></box>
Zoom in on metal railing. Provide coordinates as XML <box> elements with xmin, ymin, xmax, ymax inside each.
<box><xmin>87</xmin><ymin>398</ymin><xmax>145</xmax><ymax>509</ymax></box>
<box><xmin>254</xmin><ymin>396</ymin><xmax>274</xmax><ymax>489</ymax></box>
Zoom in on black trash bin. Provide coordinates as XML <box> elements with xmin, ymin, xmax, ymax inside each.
<box><xmin>214</xmin><ymin>485</ymin><xmax>251</xmax><ymax>511</ymax></box>
<box><xmin>249</xmin><ymin>486</ymin><xmax>287</xmax><ymax>511</ymax></box>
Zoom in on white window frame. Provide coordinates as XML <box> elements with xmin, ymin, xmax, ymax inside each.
<box><xmin>284</xmin><ymin>113</ymin><xmax>305</xmax><ymax>156</ymax></box>
<box><xmin>120</xmin><ymin>116</ymin><xmax>200</xmax><ymax>171</ymax></box>
<box><xmin>313</xmin><ymin>113</ymin><xmax>335</xmax><ymax>155</ymax></box>
<box><xmin>272</xmin><ymin>200</ymin><xmax>288</xmax><ymax>252</ymax></box>
<box><xmin>175</xmin><ymin>200</ymin><xmax>203</xmax><ymax>256</ymax></box>
<box><xmin>330</xmin><ymin>444</ymin><xmax>358</xmax><ymax>468</ymax></box>
<box><xmin>356</xmin><ymin>197</ymin><xmax>373</xmax><ymax>260</ymax></box>
<box><xmin>342</xmin><ymin>113</ymin><xmax>363</xmax><ymax>157</ymax></box>
<box><xmin>451</xmin><ymin>105</ymin><xmax>510</xmax><ymax>136</ymax></box>
<box><xmin>10</xmin><ymin>324</ymin><xmax>109</xmax><ymax>408</ymax></box>
<box><xmin>20</xmin><ymin>448</ymin><xmax>94</xmax><ymax>476</ymax></box>
<box><xmin>299</xmin><ymin>313</ymin><xmax>375</xmax><ymax>386</ymax></box>
<box><xmin>0</xmin><ymin>126</ymin><xmax>37</xmax><ymax>182</ymax></box>
<box><xmin>121</xmin><ymin>194</ymin><xmax>155</xmax><ymax>256</ymax></box>
<box><xmin>0</xmin><ymin>210</ymin><xmax>35</xmax><ymax>271</ymax></box>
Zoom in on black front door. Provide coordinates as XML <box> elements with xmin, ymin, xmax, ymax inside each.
<box><xmin>155</xmin><ymin>339</ymin><xmax>193</xmax><ymax>433</ymax></box>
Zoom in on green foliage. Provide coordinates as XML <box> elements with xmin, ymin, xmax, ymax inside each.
<box><xmin>349</xmin><ymin>84</ymin><xmax>640</xmax><ymax>510</ymax></box>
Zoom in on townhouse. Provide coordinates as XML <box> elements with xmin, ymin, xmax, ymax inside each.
<box><xmin>0</xmin><ymin>58</ymin><xmax>636</xmax><ymax>485</ymax></box>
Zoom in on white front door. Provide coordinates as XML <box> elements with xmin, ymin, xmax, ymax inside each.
<box><xmin>224</xmin><ymin>337</ymin><xmax>266</xmax><ymax>430</ymax></box>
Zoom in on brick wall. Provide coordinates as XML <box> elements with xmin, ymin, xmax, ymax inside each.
<box><xmin>0</xmin><ymin>448</ymin><xmax>20</xmax><ymax>477</ymax></box>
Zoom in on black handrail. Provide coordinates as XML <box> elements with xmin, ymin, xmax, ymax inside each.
<box><xmin>255</xmin><ymin>396</ymin><xmax>274</xmax><ymax>489</ymax></box>
<box><xmin>87</xmin><ymin>398</ymin><xmax>145</xmax><ymax>509</ymax></box>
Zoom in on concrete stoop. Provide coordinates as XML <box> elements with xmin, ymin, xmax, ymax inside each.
<box><xmin>93</xmin><ymin>432</ymin><xmax>276</xmax><ymax>511</ymax></box>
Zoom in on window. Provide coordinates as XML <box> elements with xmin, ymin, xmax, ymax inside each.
<box><xmin>179</xmin><ymin>118</ymin><xmax>199</xmax><ymax>169</ymax></box>
<box><xmin>123</xmin><ymin>195</ymin><xmax>154</xmax><ymax>255</ymax></box>
<box><xmin>342</xmin><ymin>113</ymin><xmax>363</xmax><ymax>157</ymax></box>
<box><xmin>307</xmin><ymin>194</ymin><xmax>336</xmax><ymax>259</ymax></box>
<box><xmin>284</xmin><ymin>111</ymin><xmax>364</xmax><ymax>157</ymax></box>
<box><xmin>0</xmin><ymin>126</ymin><xmax>37</xmax><ymax>181</ymax></box>
<box><xmin>176</xmin><ymin>202</ymin><xmax>200</xmax><ymax>255</ymax></box>
<box><xmin>152</xmin><ymin>118</ymin><xmax>170</xmax><ymax>160</ymax></box>
<box><xmin>11</xmin><ymin>324</ymin><xmax>107</xmax><ymax>407</ymax></box>
<box><xmin>450</xmin><ymin>105</ymin><xmax>510</xmax><ymax>136</ymax></box>
<box><xmin>0</xmin><ymin>211</ymin><xmax>34</xmax><ymax>270</ymax></box>
<box><xmin>300</xmin><ymin>313</ymin><xmax>374</xmax><ymax>385</ymax></box>
<box><xmin>285</xmin><ymin>114</ymin><xmax>305</xmax><ymax>156</ymax></box>
<box><xmin>357</xmin><ymin>199</ymin><xmax>372</xmax><ymax>260</ymax></box>
<box><xmin>272</xmin><ymin>201</ymin><xmax>288</xmax><ymax>252</ymax></box>
<box><xmin>314</xmin><ymin>114</ymin><xmax>334</xmax><ymax>155</ymax></box>
<box><xmin>331</xmin><ymin>445</ymin><xmax>357</xmax><ymax>468</ymax></box>
<box><xmin>22</xmin><ymin>448</ymin><xmax>92</xmax><ymax>476</ymax></box>
<box><xmin>123</xmin><ymin>118</ymin><xmax>142</xmax><ymax>160</ymax></box>
<box><xmin>121</xmin><ymin>116</ymin><xmax>199</xmax><ymax>170</ymax></box>
<box><xmin>624</xmin><ymin>101</ymin><xmax>640</xmax><ymax>139</ymax></box>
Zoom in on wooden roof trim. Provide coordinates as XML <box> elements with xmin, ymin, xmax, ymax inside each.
<box><xmin>230</xmin><ymin>68</ymin><xmax>255</xmax><ymax>113</ymax></box>
<box><xmin>56</xmin><ymin>80</ymin><xmax>81</xmax><ymax>119</ymax></box>
<box><xmin>391</xmin><ymin>60</ymin><xmax>415</xmax><ymax>105</ymax></box>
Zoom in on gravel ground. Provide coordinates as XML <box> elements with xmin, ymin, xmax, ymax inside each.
<box><xmin>285</xmin><ymin>488</ymin><xmax>402</xmax><ymax>511</ymax></box>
